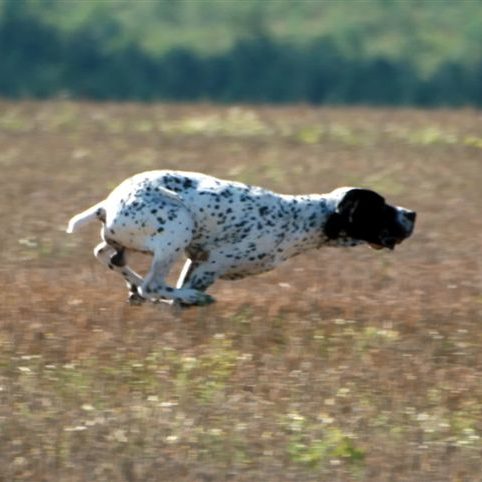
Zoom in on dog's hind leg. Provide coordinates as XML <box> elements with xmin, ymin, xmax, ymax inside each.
<box><xmin>93</xmin><ymin>241</ymin><xmax>145</xmax><ymax>304</ymax></box>
<box><xmin>139</xmin><ymin>248</ymin><xmax>214</xmax><ymax>306</ymax></box>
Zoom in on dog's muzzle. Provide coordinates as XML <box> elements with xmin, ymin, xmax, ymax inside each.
<box><xmin>370</xmin><ymin>210</ymin><xmax>416</xmax><ymax>250</ymax></box>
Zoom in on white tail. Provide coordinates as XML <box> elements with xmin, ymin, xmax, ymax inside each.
<box><xmin>66</xmin><ymin>202</ymin><xmax>105</xmax><ymax>233</ymax></box>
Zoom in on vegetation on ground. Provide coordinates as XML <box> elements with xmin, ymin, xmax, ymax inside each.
<box><xmin>0</xmin><ymin>101</ymin><xmax>481</xmax><ymax>481</ymax></box>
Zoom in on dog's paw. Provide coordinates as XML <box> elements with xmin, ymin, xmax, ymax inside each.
<box><xmin>175</xmin><ymin>291</ymin><xmax>216</xmax><ymax>308</ymax></box>
<box><xmin>127</xmin><ymin>292</ymin><xmax>146</xmax><ymax>306</ymax></box>
<box><xmin>195</xmin><ymin>292</ymin><xmax>216</xmax><ymax>306</ymax></box>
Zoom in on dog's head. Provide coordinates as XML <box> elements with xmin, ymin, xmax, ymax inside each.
<box><xmin>324</xmin><ymin>188</ymin><xmax>416</xmax><ymax>249</ymax></box>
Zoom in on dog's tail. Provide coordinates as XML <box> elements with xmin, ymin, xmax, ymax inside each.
<box><xmin>66</xmin><ymin>201</ymin><xmax>106</xmax><ymax>233</ymax></box>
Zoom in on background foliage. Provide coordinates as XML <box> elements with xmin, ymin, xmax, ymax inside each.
<box><xmin>1</xmin><ymin>0</ymin><xmax>482</xmax><ymax>105</ymax></box>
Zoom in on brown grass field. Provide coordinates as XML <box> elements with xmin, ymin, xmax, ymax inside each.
<box><xmin>0</xmin><ymin>101</ymin><xmax>481</xmax><ymax>481</ymax></box>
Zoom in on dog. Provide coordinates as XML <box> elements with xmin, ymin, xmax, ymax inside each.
<box><xmin>67</xmin><ymin>170</ymin><xmax>416</xmax><ymax>306</ymax></box>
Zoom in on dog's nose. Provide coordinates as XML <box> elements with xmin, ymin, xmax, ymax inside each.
<box><xmin>406</xmin><ymin>211</ymin><xmax>416</xmax><ymax>222</ymax></box>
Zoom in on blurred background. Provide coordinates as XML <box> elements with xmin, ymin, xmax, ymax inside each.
<box><xmin>1</xmin><ymin>0</ymin><xmax>482</xmax><ymax>106</ymax></box>
<box><xmin>2</xmin><ymin>2</ymin><xmax>482</xmax><ymax>481</ymax></box>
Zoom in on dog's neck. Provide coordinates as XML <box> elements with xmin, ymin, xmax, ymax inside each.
<box><xmin>274</xmin><ymin>194</ymin><xmax>332</xmax><ymax>259</ymax></box>
<box><xmin>275</xmin><ymin>192</ymin><xmax>363</xmax><ymax>261</ymax></box>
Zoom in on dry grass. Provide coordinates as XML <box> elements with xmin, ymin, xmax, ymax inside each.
<box><xmin>0</xmin><ymin>101</ymin><xmax>481</xmax><ymax>481</ymax></box>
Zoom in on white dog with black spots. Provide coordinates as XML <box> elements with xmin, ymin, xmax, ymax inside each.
<box><xmin>67</xmin><ymin>170</ymin><xmax>416</xmax><ymax>306</ymax></box>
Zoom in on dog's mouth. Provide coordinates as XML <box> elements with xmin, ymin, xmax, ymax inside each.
<box><xmin>369</xmin><ymin>237</ymin><xmax>404</xmax><ymax>251</ymax></box>
<box><xmin>368</xmin><ymin>209</ymin><xmax>416</xmax><ymax>251</ymax></box>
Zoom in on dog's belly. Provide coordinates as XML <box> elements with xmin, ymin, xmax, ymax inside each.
<box><xmin>187</xmin><ymin>234</ymin><xmax>280</xmax><ymax>280</ymax></box>
<box><xmin>219</xmin><ymin>258</ymin><xmax>277</xmax><ymax>280</ymax></box>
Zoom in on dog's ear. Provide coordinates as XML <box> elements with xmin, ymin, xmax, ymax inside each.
<box><xmin>337</xmin><ymin>189</ymin><xmax>385</xmax><ymax>225</ymax></box>
<box><xmin>324</xmin><ymin>189</ymin><xmax>386</xmax><ymax>240</ymax></box>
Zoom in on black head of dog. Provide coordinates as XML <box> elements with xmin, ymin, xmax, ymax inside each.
<box><xmin>324</xmin><ymin>188</ymin><xmax>416</xmax><ymax>249</ymax></box>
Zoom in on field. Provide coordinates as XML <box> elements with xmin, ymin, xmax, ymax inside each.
<box><xmin>1</xmin><ymin>101</ymin><xmax>481</xmax><ymax>481</ymax></box>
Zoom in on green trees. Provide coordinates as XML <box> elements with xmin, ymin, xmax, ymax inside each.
<box><xmin>0</xmin><ymin>0</ymin><xmax>481</xmax><ymax>106</ymax></box>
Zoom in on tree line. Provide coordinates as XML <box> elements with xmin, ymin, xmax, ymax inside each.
<box><xmin>1</xmin><ymin>8</ymin><xmax>481</xmax><ymax>106</ymax></box>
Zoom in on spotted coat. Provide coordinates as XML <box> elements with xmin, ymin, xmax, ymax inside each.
<box><xmin>67</xmin><ymin>170</ymin><xmax>416</xmax><ymax>306</ymax></box>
